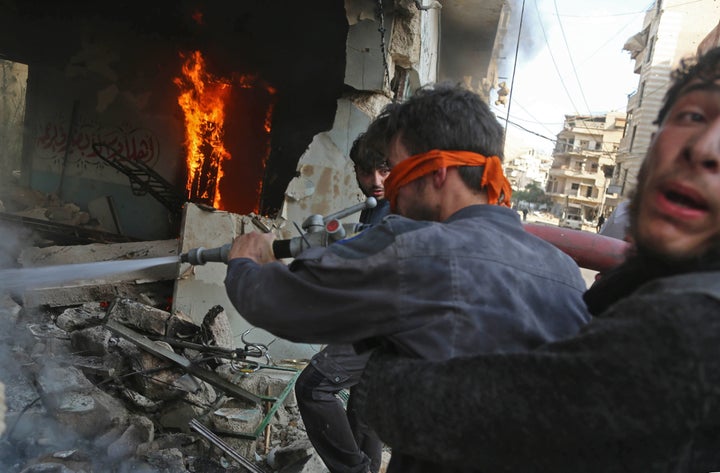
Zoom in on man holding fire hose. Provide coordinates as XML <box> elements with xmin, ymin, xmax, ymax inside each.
<box><xmin>358</xmin><ymin>47</ymin><xmax>720</xmax><ymax>471</ymax></box>
<box><xmin>224</xmin><ymin>83</ymin><xmax>591</xmax><ymax>472</ymax></box>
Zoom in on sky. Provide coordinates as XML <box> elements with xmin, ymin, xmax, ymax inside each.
<box><xmin>492</xmin><ymin>0</ymin><xmax>655</xmax><ymax>156</ymax></box>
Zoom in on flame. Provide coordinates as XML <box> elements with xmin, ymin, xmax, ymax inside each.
<box><xmin>174</xmin><ymin>50</ymin><xmax>231</xmax><ymax>209</ymax></box>
<box><xmin>174</xmin><ymin>50</ymin><xmax>276</xmax><ymax>213</ymax></box>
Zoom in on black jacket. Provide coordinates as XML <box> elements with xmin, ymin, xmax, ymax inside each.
<box><xmin>359</xmin><ymin>257</ymin><xmax>720</xmax><ymax>472</ymax></box>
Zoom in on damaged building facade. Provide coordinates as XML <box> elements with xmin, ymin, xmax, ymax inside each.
<box><xmin>0</xmin><ymin>1</ymin><xmax>511</xmax><ymax>472</ymax></box>
<box><xmin>0</xmin><ymin>0</ymin><xmax>510</xmax><ymax>344</ymax></box>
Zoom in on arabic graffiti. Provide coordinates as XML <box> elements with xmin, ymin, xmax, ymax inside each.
<box><xmin>34</xmin><ymin>118</ymin><xmax>161</xmax><ymax>175</ymax></box>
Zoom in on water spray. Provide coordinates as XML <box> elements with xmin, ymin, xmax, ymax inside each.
<box><xmin>0</xmin><ymin>256</ymin><xmax>179</xmax><ymax>293</ymax></box>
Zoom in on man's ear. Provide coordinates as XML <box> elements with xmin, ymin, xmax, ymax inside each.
<box><xmin>432</xmin><ymin>167</ymin><xmax>448</xmax><ymax>188</ymax></box>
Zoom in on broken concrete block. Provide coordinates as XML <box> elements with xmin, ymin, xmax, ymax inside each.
<box><xmin>144</xmin><ymin>447</ymin><xmax>187</xmax><ymax>472</ymax></box>
<box><xmin>166</xmin><ymin>309</ymin><xmax>200</xmax><ymax>339</ymax></box>
<box><xmin>107</xmin><ymin>298</ymin><xmax>171</xmax><ymax>336</ymax></box>
<box><xmin>35</xmin><ymin>364</ymin><xmax>130</xmax><ymax>438</ymax></box>
<box><xmin>156</xmin><ymin>381</ymin><xmax>217</xmax><ymax>432</ymax></box>
<box><xmin>211</xmin><ymin>403</ymin><xmax>263</xmax><ymax>434</ymax></box>
<box><xmin>118</xmin><ymin>388</ymin><xmax>162</xmax><ymax>412</ymax></box>
<box><xmin>127</xmin><ymin>341</ymin><xmax>186</xmax><ymax>401</ymax></box>
<box><xmin>106</xmin><ymin>416</ymin><xmax>154</xmax><ymax>461</ymax></box>
<box><xmin>27</xmin><ymin>322</ymin><xmax>70</xmax><ymax>340</ymax></box>
<box><xmin>55</xmin><ymin>303</ymin><xmax>106</xmax><ymax>331</ymax></box>
<box><xmin>70</xmin><ymin>324</ymin><xmax>112</xmax><ymax>357</ymax></box>
<box><xmin>267</xmin><ymin>439</ymin><xmax>317</xmax><ymax>471</ymax></box>
<box><xmin>233</xmin><ymin>371</ymin><xmax>299</xmax><ymax>408</ymax></box>
<box><xmin>70</xmin><ymin>354</ymin><xmax>116</xmax><ymax>379</ymax></box>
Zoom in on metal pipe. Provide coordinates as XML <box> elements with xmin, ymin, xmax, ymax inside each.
<box><xmin>189</xmin><ymin>419</ymin><xmax>267</xmax><ymax>473</ymax></box>
<box><xmin>523</xmin><ymin>223</ymin><xmax>629</xmax><ymax>273</ymax></box>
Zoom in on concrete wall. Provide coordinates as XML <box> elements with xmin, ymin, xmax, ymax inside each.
<box><xmin>280</xmin><ymin>3</ymin><xmax>441</xmax><ymax>228</ymax></box>
<box><xmin>18</xmin><ymin>39</ymin><xmax>186</xmax><ymax>240</ymax></box>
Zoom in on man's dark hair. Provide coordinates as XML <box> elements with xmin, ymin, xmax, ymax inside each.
<box><xmin>655</xmin><ymin>46</ymin><xmax>720</xmax><ymax>125</ymax></box>
<box><xmin>384</xmin><ymin>82</ymin><xmax>504</xmax><ymax>191</ymax></box>
<box><xmin>350</xmin><ymin>114</ymin><xmax>391</xmax><ymax>174</ymax></box>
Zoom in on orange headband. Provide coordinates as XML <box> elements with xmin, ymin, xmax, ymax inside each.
<box><xmin>384</xmin><ymin>149</ymin><xmax>513</xmax><ymax>211</ymax></box>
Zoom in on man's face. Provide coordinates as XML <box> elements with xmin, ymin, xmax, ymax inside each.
<box><xmin>633</xmin><ymin>79</ymin><xmax>720</xmax><ymax>260</ymax></box>
<box><xmin>355</xmin><ymin>165</ymin><xmax>390</xmax><ymax>200</ymax></box>
<box><xmin>387</xmin><ymin>136</ymin><xmax>439</xmax><ymax>220</ymax></box>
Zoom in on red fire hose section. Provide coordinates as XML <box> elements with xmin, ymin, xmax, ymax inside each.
<box><xmin>523</xmin><ymin>223</ymin><xmax>630</xmax><ymax>273</ymax></box>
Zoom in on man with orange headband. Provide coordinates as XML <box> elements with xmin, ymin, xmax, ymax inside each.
<box><xmin>224</xmin><ymin>83</ymin><xmax>591</xmax><ymax>472</ymax></box>
<box><xmin>357</xmin><ymin>48</ymin><xmax>720</xmax><ymax>472</ymax></box>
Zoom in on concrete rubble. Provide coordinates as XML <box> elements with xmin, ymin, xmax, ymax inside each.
<box><xmin>0</xmin><ymin>294</ymin><xmax>339</xmax><ymax>473</ymax></box>
<box><xmin>0</xmin><ymin>189</ymin><xmax>392</xmax><ymax>472</ymax></box>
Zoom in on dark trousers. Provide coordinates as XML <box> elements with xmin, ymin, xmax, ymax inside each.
<box><xmin>295</xmin><ymin>361</ymin><xmax>383</xmax><ymax>473</ymax></box>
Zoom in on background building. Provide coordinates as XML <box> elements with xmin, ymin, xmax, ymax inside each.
<box><xmin>615</xmin><ymin>0</ymin><xmax>720</xmax><ymax>199</ymax></box>
<box><xmin>546</xmin><ymin>111</ymin><xmax>626</xmax><ymax>225</ymax></box>
<box><xmin>504</xmin><ymin>147</ymin><xmax>553</xmax><ymax>194</ymax></box>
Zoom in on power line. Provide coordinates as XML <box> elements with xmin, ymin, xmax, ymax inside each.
<box><xmin>553</xmin><ymin>0</ymin><xmax>594</xmax><ymax>116</ymax></box>
<box><xmin>544</xmin><ymin>4</ymin><xmax>652</xmax><ymax>18</ymax></box>
<box><xmin>578</xmin><ymin>7</ymin><xmax>650</xmax><ymax>66</ymax></box>
<box><xmin>502</xmin><ymin>0</ymin><xmax>527</xmax><ymax>150</ymax></box>
<box><xmin>498</xmin><ymin>115</ymin><xmax>557</xmax><ymax>143</ymax></box>
<box><xmin>532</xmin><ymin>0</ymin><xmax>582</xmax><ymax>115</ymax></box>
<box><xmin>512</xmin><ymin>99</ymin><xmax>562</xmax><ymax>137</ymax></box>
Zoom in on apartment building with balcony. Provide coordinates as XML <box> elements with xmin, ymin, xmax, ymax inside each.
<box><xmin>546</xmin><ymin>112</ymin><xmax>626</xmax><ymax>224</ymax></box>
<box><xmin>614</xmin><ymin>0</ymin><xmax>720</xmax><ymax>200</ymax></box>
<box><xmin>503</xmin><ymin>148</ymin><xmax>553</xmax><ymax>192</ymax></box>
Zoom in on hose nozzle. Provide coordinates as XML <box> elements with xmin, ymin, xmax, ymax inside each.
<box><xmin>180</xmin><ymin>243</ymin><xmax>232</xmax><ymax>265</ymax></box>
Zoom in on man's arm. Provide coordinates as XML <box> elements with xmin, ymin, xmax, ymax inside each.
<box><xmin>224</xmin><ymin>225</ymin><xmax>406</xmax><ymax>344</ymax></box>
<box><xmin>358</xmin><ymin>293</ymin><xmax>720</xmax><ymax>470</ymax></box>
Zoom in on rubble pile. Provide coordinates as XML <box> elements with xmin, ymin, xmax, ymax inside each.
<box><xmin>0</xmin><ymin>182</ymin><xmax>95</xmax><ymax>230</ymax></box>
<box><xmin>0</xmin><ymin>295</ymin><xmax>330</xmax><ymax>473</ymax></box>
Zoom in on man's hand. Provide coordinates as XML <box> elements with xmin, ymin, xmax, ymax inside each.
<box><xmin>228</xmin><ymin>232</ymin><xmax>277</xmax><ymax>264</ymax></box>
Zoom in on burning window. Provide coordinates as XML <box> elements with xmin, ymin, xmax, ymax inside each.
<box><xmin>174</xmin><ymin>50</ymin><xmax>276</xmax><ymax>215</ymax></box>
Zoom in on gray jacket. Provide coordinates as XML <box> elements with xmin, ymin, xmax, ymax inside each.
<box><xmin>225</xmin><ymin>204</ymin><xmax>590</xmax><ymax>358</ymax></box>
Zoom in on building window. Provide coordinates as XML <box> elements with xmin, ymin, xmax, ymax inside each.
<box><xmin>580</xmin><ymin>140</ymin><xmax>589</xmax><ymax>150</ymax></box>
<box><xmin>629</xmin><ymin>125</ymin><xmax>637</xmax><ymax>153</ymax></box>
<box><xmin>646</xmin><ymin>38</ymin><xmax>654</xmax><ymax>64</ymax></box>
<box><xmin>595</xmin><ymin>141</ymin><xmax>602</xmax><ymax>150</ymax></box>
<box><xmin>585</xmin><ymin>186</ymin><xmax>593</xmax><ymax>198</ymax></box>
<box><xmin>571</xmin><ymin>183</ymin><xmax>580</xmax><ymax>191</ymax></box>
<box><xmin>639</xmin><ymin>81</ymin><xmax>646</xmax><ymax>105</ymax></box>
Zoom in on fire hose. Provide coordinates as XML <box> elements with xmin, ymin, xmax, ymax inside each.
<box><xmin>180</xmin><ymin>203</ymin><xmax>630</xmax><ymax>273</ymax></box>
<box><xmin>181</xmin><ymin>197</ymin><xmax>377</xmax><ymax>264</ymax></box>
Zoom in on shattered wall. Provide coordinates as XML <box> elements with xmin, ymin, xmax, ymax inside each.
<box><xmin>0</xmin><ymin>0</ymin><xmax>349</xmax><ymax>240</ymax></box>
<box><xmin>282</xmin><ymin>1</ymin><xmax>440</xmax><ymax>228</ymax></box>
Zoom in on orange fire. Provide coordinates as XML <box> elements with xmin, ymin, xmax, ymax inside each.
<box><xmin>174</xmin><ymin>50</ymin><xmax>232</xmax><ymax>209</ymax></box>
<box><xmin>174</xmin><ymin>51</ymin><xmax>276</xmax><ymax>213</ymax></box>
